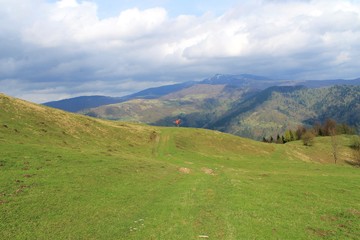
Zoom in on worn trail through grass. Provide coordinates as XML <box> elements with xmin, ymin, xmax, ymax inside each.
<box><xmin>1</xmin><ymin>93</ymin><xmax>360</xmax><ymax>239</ymax></box>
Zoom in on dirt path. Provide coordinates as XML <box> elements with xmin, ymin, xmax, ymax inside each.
<box><xmin>151</xmin><ymin>130</ymin><xmax>171</xmax><ymax>157</ymax></box>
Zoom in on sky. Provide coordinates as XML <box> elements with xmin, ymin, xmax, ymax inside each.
<box><xmin>1</xmin><ymin>0</ymin><xmax>360</xmax><ymax>103</ymax></box>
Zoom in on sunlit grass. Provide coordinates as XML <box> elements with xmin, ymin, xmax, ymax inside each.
<box><xmin>1</xmin><ymin>94</ymin><xmax>359</xmax><ymax>239</ymax></box>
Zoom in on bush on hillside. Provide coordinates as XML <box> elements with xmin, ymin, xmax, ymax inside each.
<box><xmin>302</xmin><ymin>131</ymin><xmax>315</xmax><ymax>146</ymax></box>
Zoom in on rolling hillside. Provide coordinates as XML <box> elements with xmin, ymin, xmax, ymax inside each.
<box><xmin>82</xmin><ymin>84</ymin><xmax>252</xmax><ymax>126</ymax></box>
<box><xmin>1</xmin><ymin>93</ymin><xmax>360</xmax><ymax>239</ymax></box>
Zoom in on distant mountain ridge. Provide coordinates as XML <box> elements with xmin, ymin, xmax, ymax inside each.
<box><xmin>42</xmin><ymin>74</ymin><xmax>360</xmax><ymax>139</ymax></box>
<box><xmin>201</xmin><ymin>74</ymin><xmax>272</xmax><ymax>85</ymax></box>
<box><xmin>43</xmin><ymin>81</ymin><xmax>195</xmax><ymax>112</ymax></box>
<box><xmin>45</xmin><ymin>74</ymin><xmax>275</xmax><ymax>112</ymax></box>
<box><xmin>43</xmin><ymin>95</ymin><xmax>123</xmax><ymax>112</ymax></box>
<box><xmin>43</xmin><ymin>74</ymin><xmax>360</xmax><ymax>113</ymax></box>
<box><xmin>294</xmin><ymin>78</ymin><xmax>360</xmax><ymax>88</ymax></box>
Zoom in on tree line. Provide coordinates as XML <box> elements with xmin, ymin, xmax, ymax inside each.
<box><xmin>262</xmin><ymin>119</ymin><xmax>356</xmax><ymax>146</ymax></box>
<box><xmin>262</xmin><ymin>119</ymin><xmax>360</xmax><ymax>165</ymax></box>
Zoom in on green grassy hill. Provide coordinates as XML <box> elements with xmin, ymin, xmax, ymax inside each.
<box><xmin>1</xmin><ymin>93</ymin><xmax>359</xmax><ymax>239</ymax></box>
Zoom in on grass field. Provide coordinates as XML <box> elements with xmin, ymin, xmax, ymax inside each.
<box><xmin>1</xmin><ymin>94</ymin><xmax>360</xmax><ymax>239</ymax></box>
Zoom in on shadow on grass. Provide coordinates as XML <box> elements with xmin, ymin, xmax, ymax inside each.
<box><xmin>344</xmin><ymin>160</ymin><xmax>360</xmax><ymax>167</ymax></box>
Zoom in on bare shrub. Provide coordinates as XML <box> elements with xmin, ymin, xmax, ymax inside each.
<box><xmin>351</xmin><ymin>136</ymin><xmax>360</xmax><ymax>164</ymax></box>
<box><xmin>302</xmin><ymin>131</ymin><xmax>315</xmax><ymax>146</ymax></box>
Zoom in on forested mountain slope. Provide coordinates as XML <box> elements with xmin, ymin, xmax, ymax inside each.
<box><xmin>81</xmin><ymin>85</ymin><xmax>360</xmax><ymax>140</ymax></box>
<box><xmin>209</xmin><ymin>85</ymin><xmax>360</xmax><ymax>139</ymax></box>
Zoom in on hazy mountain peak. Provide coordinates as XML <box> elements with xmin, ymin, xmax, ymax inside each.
<box><xmin>201</xmin><ymin>73</ymin><xmax>272</xmax><ymax>85</ymax></box>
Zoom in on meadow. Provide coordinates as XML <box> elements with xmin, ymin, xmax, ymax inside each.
<box><xmin>1</xmin><ymin>93</ymin><xmax>359</xmax><ymax>239</ymax></box>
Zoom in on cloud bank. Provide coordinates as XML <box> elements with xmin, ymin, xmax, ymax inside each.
<box><xmin>1</xmin><ymin>0</ymin><xmax>360</xmax><ymax>102</ymax></box>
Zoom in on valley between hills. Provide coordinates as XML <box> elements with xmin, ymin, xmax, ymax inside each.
<box><xmin>1</xmin><ymin>92</ymin><xmax>360</xmax><ymax>239</ymax></box>
<box><xmin>45</xmin><ymin>74</ymin><xmax>360</xmax><ymax>140</ymax></box>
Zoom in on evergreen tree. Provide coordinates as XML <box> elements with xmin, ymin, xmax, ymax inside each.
<box><xmin>284</xmin><ymin>130</ymin><xmax>293</xmax><ymax>142</ymax></box>
<box><xmin>290</xmin><ymin>130</ymin><xmax>295</xmax><ymax>141</ymax></box>
<box><xmin>318</xmin><ymin>128</ymin><xmax>323</xmax><ymax>136</ymax></box>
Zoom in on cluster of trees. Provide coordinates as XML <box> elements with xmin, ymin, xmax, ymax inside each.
<box><xmin>262</xmin><ymin>119</ymin><xmax>359</xmax><ymax>165</ymax></box>
<box><xmin>262</xmin><ymin>127</ymin><xmax>313</xmax><ymax>145</ymax></box>
<box><xmin>262</xmin><ymin>119</ymin><xmax>356</xmax><ymax>146</ymax></box>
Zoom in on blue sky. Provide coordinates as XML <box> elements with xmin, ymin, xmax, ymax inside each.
<box><xmin>46</xmin><ymin>0</ymin><xmax>241</xmax><ymax>18</ymax></box>
<box><xmin>1</xmin><ymin>0</ymin><xmax>360</xmax><ymax>102</ymax></box>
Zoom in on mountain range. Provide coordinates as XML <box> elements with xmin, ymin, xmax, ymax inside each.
<box><xmin>44</xmin><ymin>74</ymin><xmax>360</xmax><ymax>139</ymax></box>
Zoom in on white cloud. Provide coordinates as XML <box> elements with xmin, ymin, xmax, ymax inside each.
<box><xmin>56</xmin><ymin>0</ymin><xmax>78</xmax><ymax>8</ymax></box>
<box><xmin>0</xmin><ymin>0</ymin><xmax>360</xmax><ymax>102</ymax></box>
